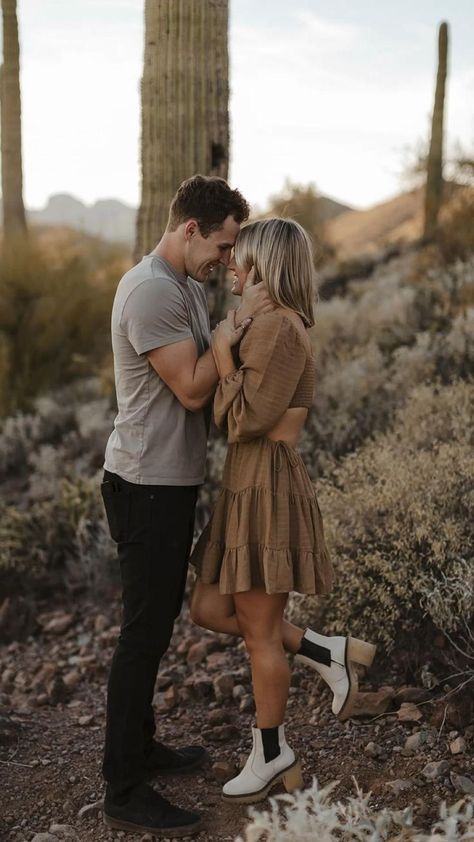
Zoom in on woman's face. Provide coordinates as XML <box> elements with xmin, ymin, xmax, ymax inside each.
<box><xmin>228</xmin><ymin>253</ymin><xmax>250</xmax><ymax>296</ymax></box>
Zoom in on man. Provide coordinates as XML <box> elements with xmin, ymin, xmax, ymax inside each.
<box><xmin>101</xmin><ymin>175</ymin><xmax>271</xmax><ymax>837</ymax></box>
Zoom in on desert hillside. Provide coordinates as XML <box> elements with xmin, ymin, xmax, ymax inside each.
<box><xmin>325</xmin><ymin>188</ymin><xmax>424</xmax><ymax>258</ymax></box>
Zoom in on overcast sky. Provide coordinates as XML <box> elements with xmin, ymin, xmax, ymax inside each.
<box><xmin>6</xmin><ymin>0</ymin><xmax>474</xmax><ymax>212</ymax></box>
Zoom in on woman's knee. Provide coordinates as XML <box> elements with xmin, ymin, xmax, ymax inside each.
<box><xmin>190</xmin><ymin>581</ymin><xmax>233</xmax><ymax>629</ymax></box>
<box><xmin>189</xmin><ymin>593</ymin><xmax>208</xmax><ymax>627</ymax></box>
<box><xmin>241</xmin><ymin>626</ymin><xmax>284</xmax><ymax>656</ymax></box>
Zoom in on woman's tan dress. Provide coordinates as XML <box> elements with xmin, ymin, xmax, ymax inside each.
<box><xmin>191</xmin><ymin>309</ymin><xmax>334</xmax><ymax>595</ymax></box>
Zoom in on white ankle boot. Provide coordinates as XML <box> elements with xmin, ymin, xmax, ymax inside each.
<box><xmin>295</xmin><ymin>630</ymin><xmax>376</xmax><ymax>720</ymax></box>
<box><xmin>222</xmin><ymin>724</ymin><xmax>303</xmax><ymax>803</ymax></box>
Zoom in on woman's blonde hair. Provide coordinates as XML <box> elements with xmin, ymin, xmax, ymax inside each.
<box><xmin>234</xmin><ymin>218</ymin><xmax>316</xmax><ymax>327</ymax></box>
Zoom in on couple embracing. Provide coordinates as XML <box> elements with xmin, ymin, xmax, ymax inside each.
<box><xmin>100</xmin><ymin>175</ymin><xmax>375</xmax><ymax>837</ymax></box>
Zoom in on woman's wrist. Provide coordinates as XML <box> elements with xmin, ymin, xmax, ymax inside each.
<box><xmin>212</xmin><ymin>340</ymin><xmax>237</xmax><ymax>379</ymax></box>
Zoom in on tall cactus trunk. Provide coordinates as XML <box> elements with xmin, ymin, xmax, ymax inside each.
<box><xmin>135</xmin><ymin>0</ymin><xmax>229</xmax><ymax>263</ymax></box>
<box><xmin>423</xmin><ymin>21</ymin><xmax>448</xmax><ymax>239</ymax></box>
<box><xmin>1</xmin><ymin>0</ymin><xmax>27</xmax><ymax>238</ymax></box>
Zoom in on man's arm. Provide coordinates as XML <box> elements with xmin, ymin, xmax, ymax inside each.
<box><xmin>148</xmin><ymin>339</ymin><xmax>218</xmax><ymax>412</ymax></box>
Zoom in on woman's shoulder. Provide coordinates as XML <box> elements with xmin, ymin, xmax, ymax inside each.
<box><xmin>250</xmin><ymin>307</ymin><xmax>301</xmax><ymax>331</ymax></box>
<box><xmin>242</xmin><ymin>308</ymin><xmax>311</xmax><ymax>358</ymax></box>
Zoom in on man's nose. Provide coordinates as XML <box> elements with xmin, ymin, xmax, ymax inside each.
<box><xmin>219</xmin><ymin>253</ymin><xmax>231</xmax><ymax>267</ymax></box>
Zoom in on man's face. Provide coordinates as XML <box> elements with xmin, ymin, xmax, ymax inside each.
<box><xmin>184</xmin><ymin>214</ymin><xmax>241</xmax><ymax>283</ymax></box>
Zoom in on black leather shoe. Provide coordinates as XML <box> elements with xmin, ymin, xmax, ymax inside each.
<box><xmin>103</xmin><ymin>782</ymin><xmax>202</xmax><ymax>838</ymax></box>
<box><xmin>145</xmin><ymin>740</ymin><xmax>209</xmax><ymax>776</ymax></box>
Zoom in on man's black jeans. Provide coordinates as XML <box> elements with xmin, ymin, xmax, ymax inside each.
<box><xmin>101</xmin><ymin>469</ymin><xmax>198</xmax><ymax>798</ymax></box>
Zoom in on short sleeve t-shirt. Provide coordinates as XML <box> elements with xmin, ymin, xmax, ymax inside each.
<box><xmin>104</xmin><ymin>254</ymin><xmax>211</xmax><ymax>485</ymax></box>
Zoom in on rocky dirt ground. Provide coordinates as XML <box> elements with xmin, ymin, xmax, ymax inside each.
<box><xmin>1</xmin><ymin>591</ymin><xmax>473</xmax><ymax>842</ymax></box>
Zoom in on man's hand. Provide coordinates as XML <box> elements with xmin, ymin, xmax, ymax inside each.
<box><xmin>235</xmin><ymin>272</ymin><xmax>274</xmax><ymax>326</ymax></box>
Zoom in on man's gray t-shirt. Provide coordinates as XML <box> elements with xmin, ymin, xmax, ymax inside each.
<box><xmin>104</xmin><ymin>254</ymin><xmax>211</xmax><ymax>485</ymax></box>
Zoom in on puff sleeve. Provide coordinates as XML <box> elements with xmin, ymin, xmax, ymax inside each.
<box><xmin>214</xmin><ymin>312</ymin><xmax>307</xmax><ymax>443</ymax></box>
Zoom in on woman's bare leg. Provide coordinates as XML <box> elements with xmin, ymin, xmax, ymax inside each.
<box><xmin>233</xmin><ymin>588</ymin><xmax>289</xmax><ymax>728</ymax></box>
<box><xmin>190</xmin><ymin>578</ymin><xmax>303</xmax><ymax>653</ymax></box>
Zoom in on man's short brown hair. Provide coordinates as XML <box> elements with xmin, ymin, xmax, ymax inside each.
<box><xmin>167</xmin><ymin>175</ymin><xmax>250</xmax><ymax>237</ymax></box>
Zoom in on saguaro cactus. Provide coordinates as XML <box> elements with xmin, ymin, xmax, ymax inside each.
<box><xmin>423</xmin><ymin>21</ymin><xmax>448</xmax><ymax>239</ymax></box>
<box><xmin>1</xmin><ymin>0</ymin><xmax>27</xmax><ymax>237</ymax></box>
<box><xmin>135</xmin><ymin>0</ymin><xmax>229</xmax><ymax>261</ymax></box>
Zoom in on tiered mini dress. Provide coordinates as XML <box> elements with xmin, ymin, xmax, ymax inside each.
<box><xmin>191</xmin><ymin>309</ymin><xmax>334</xmax><ymax>596</ymax></box>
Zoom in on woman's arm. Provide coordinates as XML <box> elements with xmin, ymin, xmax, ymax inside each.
<box><xmin>213</xmin><ymin>312</ymin><xmax>307</xmax><ymax>442</ymax></box>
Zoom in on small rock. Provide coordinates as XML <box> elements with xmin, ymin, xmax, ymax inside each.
<box><xmin>63</xmin><ymin>670</ymin><xmax>81</xmax><ymax>691</ymax></box>
<box><xmin>183</xmin><ymin>674</ymin><xmax>212</xmax><ymax>699</ymax></box>
<box><xmin>449</xmin><ymin>736</ymin><xmax>466</xmax><ymax>754</ymax></box>
<box><xmin>209</xmin><ymin>724</ymin><xmax>239</xmax><ymax>742</ymax></box>
<box><xmin>213</xmin><ymin>673</ymin><xmax>234</xmax><ymax>702</ymax></box>
<box><xmin>422</xmin><ymin>760</ymin><xmax>449</xmax><ymax>780</ymax></box>
<box><xmin>77</xmin><ymin>714</ymin><xmax>94</xmax><ymax>726</ymax></box>
<box><xmin>40</xmin><ymin>613</ymin><xmax>74</xmax><ymax>635</ymax></box>
<box><xmin>207</xmin><ymin>651</ymin><xmax>228</xmax><ymax>668</ymax></box>
<box><xmin>402</xmin><ymin>732</ymin><xmax>427</xmax><ymax>755</ymax></box>
<box><xmin>187</xmin><ymin>642</ymin><xmax>210</xmax><ymax>665</ymax></box>
<box><xmin>48</xmin><ymin>825</ymin><xmax>77</xmax><ymax>839</ymax></box>
<box><xmin>351</xmin><ymin>687</ymin><xmax>395</xmax><ymax>717</ymax></box>
<box><xmin>164</xmin><ymin>684</ymin><xmax>179</xmax><ymax>709</ymax></box>
<box><xmin>14</xmin><ymin>670</ymin><xmax>30</xmax><ymax>691</ymax></box>
<box><xmin>32</xmin><ymin>663</ymin><xmax>57</xmax><ymax>690</ymax></box>
<box><xmin>212</xmin><ymin>760</ymin><xmax>236</xmax><ymax>782</ymax></box>
<box><xmin>239</xmin><ymin>695</ymin><xmax>255</xmax><ymax>714</ymax></box>
<box><xmin>176</xmin><ymin>638</ymin><xmax>194</xmax><ymax>656</ymax></box>
<box><xmin>208</xmin><ymin>709</ymin><xmax>230</xmax><ymax>727</ymax></box>
<box><xmin>364</xmin><ymin>741</ymin><xmax>383</xmax><ymax>758</ymax></box>
<box><xmin>386</xmin><ymin>779</ymin><xmax>412</xmax><ymax>796</ymax></box>
<box><xmin>450</xmin><ymin>773</ymin><xmax>474</xmax><ymax>796</ymax></box>
<box><xmin>1</xmin><ymin>667</ymin><xmax>15</xmax><ymax>689</ymax></box>
<box><xmin>94</xmin><ymin>614</ymin><xmax>108</xmax><ymax>633</ymax></box>
<box><xmin>78</xmin><ymin>799</ymin><xmax>103</xmax><ymax>819</ymax></box>
<box><xmin>398</xmin><ymin>702</ymin><xmax>423</xmax><ymax>723</ymax></box>
<box><xmin>31</xmin><ymin>834</ymin><xmax>59</xmax><ymax>842</ymax></box>
<box><xmin>232</xmin><ymin>684</ymin><xmax>246</xmax><ymax>700</ymax></box>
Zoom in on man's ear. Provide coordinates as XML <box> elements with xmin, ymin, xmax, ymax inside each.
<box><xmin>184</xmin><ymin>219</ymin><xmax>199</xmax><ymax>241</ymax></box>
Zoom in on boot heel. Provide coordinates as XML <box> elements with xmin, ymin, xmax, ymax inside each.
<box><xmin>347</xmin><ymin>637</ymin><xmax>376</xmax><ymax>667</ymax></box>
<box><xmin>282</xmin><ymin>760</ymin><xmax>303</xmax><ymax>793</ymax></box>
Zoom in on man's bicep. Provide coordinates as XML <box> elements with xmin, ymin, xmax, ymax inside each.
<box><xmin>148</xmin><ymin>338</ymin><xmax>198</xmax><ymax>397</ymax></box>
<box><xmin>123</xmin><ymin>279</ymin><xmax>192</xmax><ymax>356</ymax></box>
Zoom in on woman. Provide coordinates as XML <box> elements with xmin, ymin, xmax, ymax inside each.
<box><xmin>190</xmin><ymin>219</ymin><xmax>375</xmax><ymax>804</ymax></box>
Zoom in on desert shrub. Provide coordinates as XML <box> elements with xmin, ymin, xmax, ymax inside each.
<box><xmin>438</xmin><ymin>187</ymin><xmax>474</xmax><ymax>263</ymax></box>
<box><xmin>0</xmin><ymin>377</ymin><xmax>113</xmax><ymax>484</ymax></box>
<box><xmin>0</xmin><ymin>379</ymin><xmax>118</xmax><ymax>606</ymax></box>
<box><xmin>290</xmin><ymin>381</ymin><xmax>474</xmax><ymax>652</ymax></box>
<box><xmin>302</xmin><ymin>256</ymin><xmax>474</xmax><ymax>476</ymax></box>
<box><xmin>0</xmin><ymin>475</ymin><xmax>114</xmax><ymax>597</ymax></box>
<box><xmin>0</xmin><ymin>236</ymin><xmax>123</xmax><ymax>416</ymax></box>
<box><xmin>237</xmin><ymin>779</ymin><xmax>474</xmax><ymax>841</ymax></box>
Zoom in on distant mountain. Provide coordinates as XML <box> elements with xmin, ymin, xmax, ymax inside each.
<box><xmin>28</xmin><ymin>194</ymin><xmax>136</xmax><ymax>244</ymax></box>
<box><xmin>318</xmin><ymin>195</ymin><xmax>354</xmax><ymax>221</ymax></box>
<box><xmin>26</xmin><ymin>192</ymin><xmax>352</xmax><ymax>246</ymax></box>
<box><xmin>325</xmin><ymin>189</ymin><xmax>424</xmax><ymax>258</ymax></box>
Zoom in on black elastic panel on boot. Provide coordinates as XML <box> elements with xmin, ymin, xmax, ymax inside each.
<box><xmin>298</xmin><ymin>635</ymin><xmax>331</xmax><ymax>667</ymax></box>
<box><xmin>261</xmin><ymin>727</ymin><xmax>280</xmax><ymax>763</ymax></box>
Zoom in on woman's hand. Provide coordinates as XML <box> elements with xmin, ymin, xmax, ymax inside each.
<box><xmin>235</xmin><ymin>272</ymin><xmax>274</xmax><ymax>326</ymax></box>
<box><xmin>212</xmin><ymin>309</ymin><xmax>251</xmax><ymax>351</ymax></box>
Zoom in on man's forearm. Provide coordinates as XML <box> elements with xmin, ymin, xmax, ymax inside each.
<box><xmin>187</xmin><ymin>347</ymin><xmax>219</xmax><ymax>408</ymax></box>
